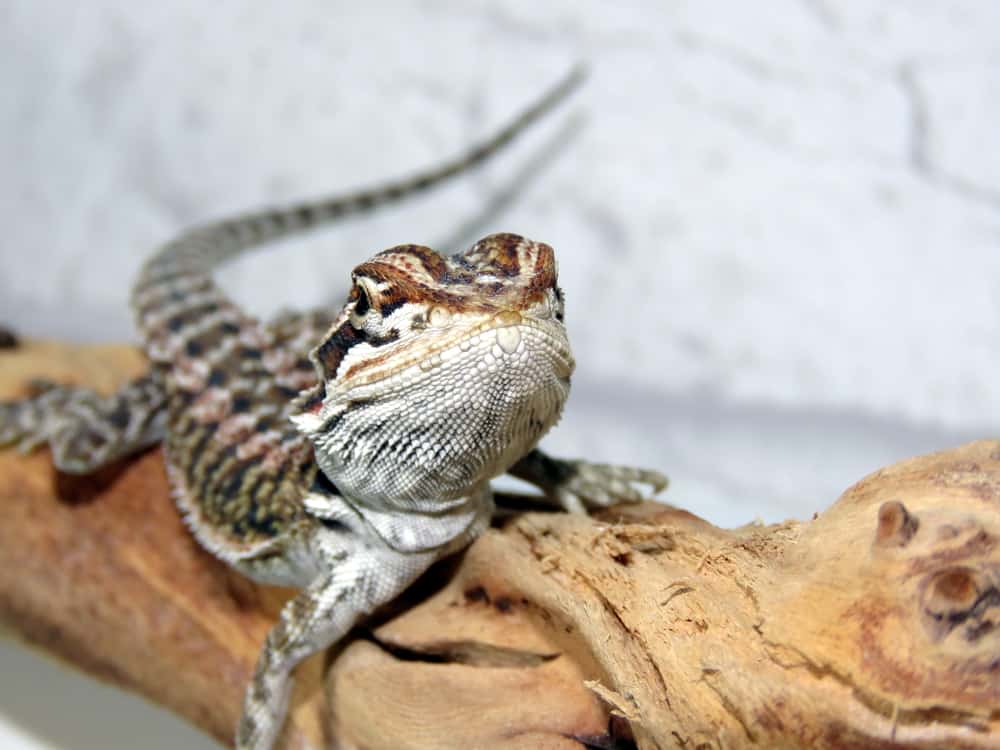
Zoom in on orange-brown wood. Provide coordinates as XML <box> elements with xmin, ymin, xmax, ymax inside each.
<box><xmin>1</xmin><ymin>341</ymin><xmax>997</xmax><ymax>749</ymax></box>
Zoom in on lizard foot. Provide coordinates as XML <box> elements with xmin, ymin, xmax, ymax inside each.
<box><xmin>0</xmin><ymin>398</ymin><xmax>51</xmax><ymax>453</ymax></box>
<box><xmin>552</xmin><ymin>461</ymin><xmax>668</xmax><ymax>515</ymax></box>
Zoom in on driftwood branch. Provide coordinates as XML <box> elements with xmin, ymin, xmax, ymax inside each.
<box><xmin>1</xmin><ymin>341</ymin><xmax>998</xmax><ymax>749</ymax></box>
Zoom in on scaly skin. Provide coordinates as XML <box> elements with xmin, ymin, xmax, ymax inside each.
<box><xmin>0</xmin><ymin>68</ymin><xmax>667</xmax><ymax>750</ymax></box>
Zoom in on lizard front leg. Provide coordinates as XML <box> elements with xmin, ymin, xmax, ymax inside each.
<box><xmin>509</xmin><ymin>448</ymin><xmax>668</xmax><ymax>514</ymax></box>
<box><xmin>0</xmin><ymin>372</ymin><xmax>165</xmax><ymax>473</ymax></box>
<box><xmin>0</xmin><ymin>307</ymin><xmax>328</xmax><ymax>474</ymax></box>
<box><xmin>236</xmin><ymin>531</ymin><xmax>440</xmax><ymax>750</ymax></box>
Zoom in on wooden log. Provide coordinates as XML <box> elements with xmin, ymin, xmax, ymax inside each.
<box><xmin>1</xmin><ymin>340</ymin><xmax>997</xmax><ymax>749</ymax></box>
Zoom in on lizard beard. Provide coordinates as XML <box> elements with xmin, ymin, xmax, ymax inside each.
<box><xmin>303</xmin><ymin>320</ymin><xmax>573</xmax><ymax>513</ymax></box>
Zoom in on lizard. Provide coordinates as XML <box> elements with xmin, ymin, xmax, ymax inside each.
<box><xmin>0</xmin><ymin>67</ymin><xmax>667</xmax><ymax>750</ymax></box>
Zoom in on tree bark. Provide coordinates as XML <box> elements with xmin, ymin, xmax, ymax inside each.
<box><xmin>1</xmin><ymin>341</ymin><xmax>997</xmax><ymax>749</ymax></box>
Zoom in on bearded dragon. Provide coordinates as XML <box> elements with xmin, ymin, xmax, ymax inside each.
<box><xmin>0</xmin><ymin>68</ymin><xmax>666</xmax><ymax>749</ymax></box>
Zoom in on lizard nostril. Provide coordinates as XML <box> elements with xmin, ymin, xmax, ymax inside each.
<box><xmin>429</xmin><ymin>307</ymin><xmax>451</xmax><ymax>327</ymax></box>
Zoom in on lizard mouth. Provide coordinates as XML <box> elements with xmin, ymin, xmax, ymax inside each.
<box><xmin>330</xmin><ymin>310</ymin><xmax>574</xmax><ymax>394</ymax></box>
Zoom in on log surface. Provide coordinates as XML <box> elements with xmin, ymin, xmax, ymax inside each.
<box><xmin>1</xmin><ymin>341</ymin><xmax>998</xmax><ymax>749</ymax></box>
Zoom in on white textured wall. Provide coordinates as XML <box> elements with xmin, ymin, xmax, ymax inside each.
<box><xmin>1</xmin><ymin>2</ymin><xmax>998</xmax><ymax>748</ymax></box>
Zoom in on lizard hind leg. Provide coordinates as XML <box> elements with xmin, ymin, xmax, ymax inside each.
<box><xmin>0</xmin><ymin>373</ymin><xmax>165</xmax><ymax>474</ymax></box>
<box><xmin>235</xmin><ymin>532</ymin><xmax>439</xmax><ymax>750</ymax></box>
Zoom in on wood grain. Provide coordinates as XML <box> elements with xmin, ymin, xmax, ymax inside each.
<box><xmin>1</xmin><ymin>340</ymin><xmax>997</xmax><ymax>749</ymax></box>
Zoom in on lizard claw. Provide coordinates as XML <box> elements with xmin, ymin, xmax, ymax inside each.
<box><xmin>0</xmin><ymin>399</ymin><xmax>48</xmax><ymax>453</ymax></box>
<box><xmin>553</xmin><ymin>461</ymin><xmax>668</xmax><ymax>514</ymax></box>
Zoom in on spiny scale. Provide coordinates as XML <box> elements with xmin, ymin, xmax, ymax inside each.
<box><xmin>0</xmin><ymin>66</ymin><xmax>670</xmax><ymax>750</ymax></box>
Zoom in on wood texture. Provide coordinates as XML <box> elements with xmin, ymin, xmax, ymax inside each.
<box><xmin>1</xmin><ymin>341</ymin><xmax>998</xmax><ymax>749</ymax></box>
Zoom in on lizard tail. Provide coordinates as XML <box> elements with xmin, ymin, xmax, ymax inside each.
<box><xmin>131</xmin><ymin>65</ymin><xmax>585</xmax><ymax>333</ymax></box>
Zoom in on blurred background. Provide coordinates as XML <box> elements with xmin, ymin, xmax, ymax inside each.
<box><xmin>1</xmin><ymin>1</ymin><xmax>998</xmax><ymax>748</ymax></box>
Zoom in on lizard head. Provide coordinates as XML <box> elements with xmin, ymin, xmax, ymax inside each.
<box><xmin>290</xmin><ymin>233</ymin><xmax>574</xmax><ymax>508</ymax></box>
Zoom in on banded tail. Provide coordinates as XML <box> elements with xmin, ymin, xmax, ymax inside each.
<box><xmin>132</xmin><ymin>65</ymin><xmax>586</xmax><ymax>343</ymax></box>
